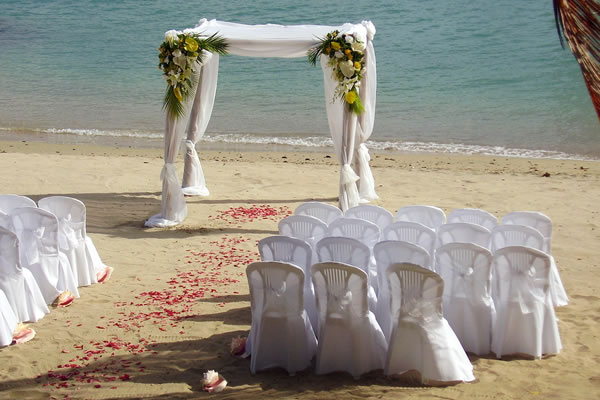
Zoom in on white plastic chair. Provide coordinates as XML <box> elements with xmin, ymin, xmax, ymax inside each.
<box><xmin>344</xmin><ymin>204</ymin><xmax>394</xmax><ymax>231</ymax></box>
<box><xmin>491</xmin><ymin>224</ymin><xmax>545</xmax><ymax>253</ymax></box>
<box><xmin>326</xmin><ymin>217</ymin><xmax>381</xmax><ymax>249</ymax></box>
<box><xmin>0</xmin><ymin>289</ymin><xmax>18</xmax><ymax>347</ymax></box>
<box><xmin>311</xmin><ymin>262</ymin><xmax>387</xmax><ymax>378</ymax></box>
<box><xmin>447</xmin><ymin>208</ymin><xmax>498</xmax><ymax>231</ymax></box>
<box><xmin>384</xmin><ymin>263</ymin><xmax>475</xmax><ymax>384</ymax></box>
<box><xmin>500</xmin><ymin>211</ymin><xmax>568</xmax><ymax>307</ymax></box>
<box><xmin>501</xmin><ymin>211</ymin><xmax>553</xmax><ymax>252</ymax></box>
<box><xmin>295</xmin><ymin>202</ymin><xmax>342</xmax><ymax>225</ymax></box>
<box><xmin>315</xmin><ymin>236</ymin><xmax>377</xmax><ymax>311</ymax></box>
<box><xmin>9</xmin><ymin>207</ymin><xmax>80</xmax><ymax>305</ymax></box>
<box><xmin>38</xmin><ymin>196</ymin><xmax>98</xmax><ymax>286</ymax></box>
<box><xmin>373</xmin><ymin>240</ymin><xmax>431</xmax><ymax>341</ymax></box>
<box><xmin>257</xmin><ymin>235</ymin><xmax>317</xmax><ymax>331</ymax></box>
<box><xmin>491</xmin><ymin>246</ymin><xmax>562</xmax><ymax>359</ymax></box>
<box><xmin>436</xmin><ymin>222</ymin><xmax>492</xmax><ymax>250</ymax></box>
<box><xmin>0</xmin><ymin>195</ymin><xmax>36</xmax><ymax>214</ymax></box>
<box><xmin>435</xmin><ymin>242</ymin><xmax>495</xmax><ymax>355</ymax></box>
<box><xmin>0</xmin><ymin>228</ymin><xmax>48</xmax><ymax>322</ymax></box>
<box><xmin>246</xmin><ymin>261</ymin><xmax>317</xmax><ymax>375</ymax></box>
<box><xmin>382</xmin><ymin>221</ymin><xmax>437</xmax><ymax>261</ymax></box>
<box><xmin>395</xmin><ymin>205</ymin><xmax>446</xmax><ymax>231</ymax></box>
<box><xmin>278</xmin><ymin>214</ymin><xmax>328</xmax><ymax>265</ymax></box>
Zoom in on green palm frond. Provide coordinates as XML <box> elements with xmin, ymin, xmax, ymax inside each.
<box><xmin>554</xmin><ymin>0</ymin><xmax>600</xmax><ymax>121</ymax></box>
<box><xmin>199</xmin><ymin>33</ymin><xmax>229</xmax><ymax>55</ymax></box>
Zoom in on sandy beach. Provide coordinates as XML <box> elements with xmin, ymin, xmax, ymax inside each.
<box><xmin>0</xmin><ymin>139</ymin><xmax>599</xmax><ymax>399</ymax></box>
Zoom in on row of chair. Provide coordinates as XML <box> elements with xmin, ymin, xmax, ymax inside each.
<box><xmin>246</xmin><ymin>260</ymin><xmax>475</xmax><ymax>384</ymax></box>
<box><xmin>258</xmin><ymin>235</ymin><xmax>562</xmax><ymax>358</ymax></box>
<box><xmin>0</xmin><ymin>194</ymin><xmax>112</xmax><ymax>347</ymax></box>
<box><xmin>283</xmin><ymin>203</ymin><xmax>568</xmax><ymax>308</ymax></box>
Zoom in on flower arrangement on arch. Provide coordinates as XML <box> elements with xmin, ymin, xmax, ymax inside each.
<box><xmin>158</xmin><ymin>30</ymin><xmax>228</xmax><ymax>120</ymax></box>
<box><xmin>308</xmin><ymin>30</ymin><xmax>366</xmax><ymax>114</ymax></box>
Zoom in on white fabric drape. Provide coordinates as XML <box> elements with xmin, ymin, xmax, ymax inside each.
<box><xmin>145</xmin><ymin>114</ymin><xmax>190</xmax><ymax>228</ymax></box>
<box><xmin>321</xmin><ymin>56</ymin><xmax>360</xmax><ymax>211</ymax></box>
<box><xmin>149</xmin><ymin>19</ymin><xmax>377</xmax><ymax>225</ymax></box>
<box><xmin>182</xmin><ymin>52</ymin><xmax>220</xmax><ymax>196</ymax></box>
<box><xmin>356</xmin><ymin>21</ymin><xmax>379</xmax><ymax>202</ymax></box>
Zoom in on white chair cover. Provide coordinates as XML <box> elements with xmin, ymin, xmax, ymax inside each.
<box><xmin>447</xmin><ymin>208</ymin><xmax>498</xmax><ymax>231</ymax></box>
<box><xmin>384</xmin><ymin>263</ymin><xmax>475</xmax><ymax>384</ymax></box>
<box><xmin>373</xmin><ymin>240</ymin><xmax>430</xmax><ymax>341</ymax></box>
<box><xmin>395</xmin><ymin>205</ymin><xmax>446</xmax><ymax>231</ymax></box>
<box><xmin>0</xmin><ymin>289</ymin><xmax>18</xmax><ymax>347</ymax></box>
<box><xmin>0</xmin><ymin>228</ymin><xmax>48</xmax><ymax>322</ymax></box>
<box><xmin>257</xmin><ymin>236</ymin><xmax>317</xmax><ymax>331</ymax></box>
<box><xmin>344</xmin><ymin>204</ymin><xmax>393</xmax><ymax>231</ymax></box>
<box><xmin>38</xmin><ymin>196</ymin><xmax>97</xmax><ymax>286</ymax></box>
<box><xmin>311</xmin><ymin>262</ymin><xmax>387</xmax><ymax>378</ymax></box>
<box><xmin>245</xmin><ymin>261</ymin><xmax>317</xmax><ymax>375</ymax></box>
<box><xmin>436</xmin><ymin>222</ymin><xmax>492</xmax><ymax>250</ymax></box>
<box><xmin>436</xmin><ymin>242</ymin><xmax>495</xmax><ymax>355</ymax></box>
<box><xmin>501</xmin><ymin>211</ymin><xmax>568</xmax><ymax>307</ymax></box>
<box><xmin>382</xmin><ymin>221</ymin><xmax>437</xmax><ymax>263</ymax></box>
<box><xmin>315</xmin><ymin>236</ymin><xmax>377</xmax><ymax>311</ymax></box>
<box><xmin>491</xmin><ymin>246</ymin><xmax>562</xmax><ymax>359</ymax></box>
<box><xmin>278</xmin><ymin>214</ymin><xmax>328</xmax><ymax>265</ymax></box>
<box><xmin>294</xmin><ymin>202</ymin><xmax>342</xmax><ymax>225</ymax></box>
<box><xmin>9</xmin><ymin>207</ymin><xmax>80</xmax><ymax>304</ymax></box>
<box><xmin>0</xmin><ymin>195</ymin><xmax>36</xmax><ymax>214</ymax></box>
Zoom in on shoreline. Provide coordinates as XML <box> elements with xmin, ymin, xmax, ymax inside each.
<box><xmin>2</xmin><ymin>128</ymin><xmax>598</xmax><ymax>161</ymax></box>
<box><xmin>0</xmin><ymin>138</ymin><xmax>599</xmax><ymax>398</ymax></box>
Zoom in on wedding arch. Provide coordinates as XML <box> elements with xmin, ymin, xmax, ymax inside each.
<box><xmin>146</xmin><ymin>19</ymin><xmax>378</xmax><ymax>228</ymax></box>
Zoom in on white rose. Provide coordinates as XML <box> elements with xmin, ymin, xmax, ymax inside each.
<box><xmin>335</xmin><ymin>51</ymin><xmax>344</xmax><ymax>59</ymax></box>
<box><xmin>345</xmin><ymin>35</ymin><xmax>354</xmax><ymax>44</ymax></box>
<box><xmin>172</xmin><ymin>49</ymin><xmax>182</xmax><ymax>57</ymax></box>
<box><xmin>165</xmin><ymin>30</ymin><xmax>179</xmax><ymax>45</ymax></box>
<box><xmin>351</xmin><ymin>41</ymin><xmax>364</xmax><ymax>52</ymax></box>
<box><xmin>339</xmin><ymin>60</ymin><xmax>356</xmax><ymax>78</ymax></box>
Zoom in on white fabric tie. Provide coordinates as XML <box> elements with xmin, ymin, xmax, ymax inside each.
<box><xmin>57</xmin><ymin>216</ymin><xmax>78</xmax><ymax>250</ymax></box>
<box><xmin>512</xmin><ymin>266</ymin><xmax>547</xmax><ymax>314</ymax></box>
<box><xmin>357</xmin><ymin>144</ymin><xmax>379</xmax><ymax>202</ymax></box>
<box><xmin>21</xmin><ymin>227</ymin><xmax>45</xmax><ymax>266</ymax></box>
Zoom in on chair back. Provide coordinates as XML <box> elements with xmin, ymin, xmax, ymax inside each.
<box><xmin>9</xmin><ymin>208</ymin><xmax>60</xmax><ymax>267</ymax></box>
<box><xmin>315</xmin><ymin>237</ymin><xmax>370</xmax><ymax>275</ymax></box>
<box><xmin>344</xmin><ymin>205</ymin><xmax>393</xmax><ymax>231</ymax></box>
<box><xmin>258</xmin><ymin>236</ymin><xmax>312</xmax><ymax>283</ymax></box>
<box><xmin>386</xmin><ymin>263</ymin><xmax>444</xmax><ymax>321</ymax></box>
<box><xmin>374</xmin><ymin>241</ymin><xmax>431</xmax><ymax>281</ymax></box>
<box><xmin>448</xmin><ymin>208</ymin><xmax>498</xmax><ymax>230</ymax></box>
<box><xmin>490</xmin><ymin>224</ymin><xmax>545</xmax><ymax>253</ymax></box>
<box><xmin>437</xmin><ymin>222</ymin><xmax>491</xmax><ymax>249</ymax></box>
<box><xmin>395</xmin><ymin>205</ymin><xmax>446</xmax><ymax>231</ymax></box>
<box><xmin>327</xmin><ymin>217</ymin><xmax>380</xmax><ymax>248</ymax></box>
<box><xmin>501</xmin><ymin>211</ymin><xmax>552</xmax><ymax>252</ymax></box>
<box><xmin>435</xmin><ymin>242</ymin><xmax>493</xmax><ymax>303</ymax></box>
<box><xmin>38</xmin><ymin>196</ymin><xmax>87</xmax><ymax>240</ymax></box>
<box><xmin>246</xmin><ymin>261</ymin><xmax>305</xmax><ymax>317</ymax></box>
<box><xmin>311</xmin><ymin>262</ymin><xmax>368</xmax><ymax>322</ymax></box>
<box><xmin>278</xmin><ymin>214</ymin><xmax>327</xmax><ymax>245</ymax></box>
<box><xmin>0</xmin><ymin>195</ymin><xmax>36</xmax><ymax>214</ymax></box>
<box><xmin>382</xmin><ymin>221</ymin><xmax>436</xmax><ymax>258</ymax></box>
<box><xmin>491</xmin><ymin>246</ymin><xmax>551</xmax><ymax>311</ymax></box>
<box><xmin>295</xmin><ymin>202</ymin><xmax>342</xmax><ymax>225</ymax></box>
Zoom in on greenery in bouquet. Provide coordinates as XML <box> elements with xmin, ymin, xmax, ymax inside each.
<box><xmin>308</xmin><ymin>30</ymin><xmax>366</xmax><ymax>114</ymax></box>
<box><xmin>158</xmin><ymin>30</ymin><xmax>228</xmax><ymax>119</ymax></box>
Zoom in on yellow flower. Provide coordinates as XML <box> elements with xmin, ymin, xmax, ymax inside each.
<box><xmin>184</xmin><ymin>37</ymin><xmax>199</xmax><ymax>52</ymax></box>
<box><xmin>345</xmin><ymin>90</ymin><xmax>357</xmax><ymax>104</ymax></box>
<box><xmin>331</xmin><ymin>41</ymin><xmax>341</xmax><ymax>51</ymax></box>
<box><xmin>344</xmin><ymin>49</ymin><xmax>351</xmax><ymax>55</ymax></box>
<box><xmin>174</xmin><ymin>86</ymin><xmax>183</xmax><ymax>102</ymax></box>
<box><xmin>354</xmin><ymin>61</ymin><xmax>361</xmax><ymax>70</ymax></box>
<box><xmin>347</xmin><ymin>53</ymin><xmax>353</xmax><ymax>61</ymax></box>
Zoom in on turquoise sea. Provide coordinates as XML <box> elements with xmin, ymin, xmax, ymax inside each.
<box><xmin>0</xmin><ymin>0</ymin><xmax>598</xmax><ymax>159</ymax></box>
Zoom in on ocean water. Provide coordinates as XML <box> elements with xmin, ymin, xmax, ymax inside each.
<box><xmin>0</xmin><ymin>0</ymin><xmax>598</xmax><ymax>159</ymax></box>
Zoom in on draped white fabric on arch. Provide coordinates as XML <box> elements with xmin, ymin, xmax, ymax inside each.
<box><xmin>146</xmin><ymin>19</ymin><xmax>378</xmax><ymax>228</ymax></box>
